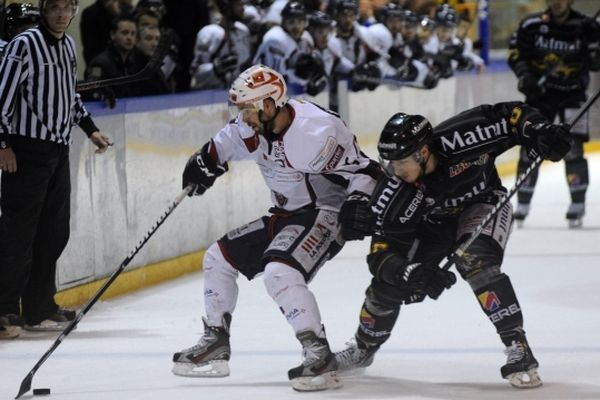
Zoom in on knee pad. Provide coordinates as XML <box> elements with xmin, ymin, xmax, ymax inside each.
<box><xmin>473</xmin><ymin>273</ymin><xmax>523</xmax><ymax>334</ymax></box>
<box><xmin>203</xmin><ymin>243</ymin><xmax>240</xmax><ymax>326</ymax></box>
<box><xmin>263</xmin><ymin>261</ymin><xmax>322</xmax><ymax>334</ymax></box>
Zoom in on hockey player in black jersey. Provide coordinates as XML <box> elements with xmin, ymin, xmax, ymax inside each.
<box><xmin>335</xmin><ymin>102</ymin><xmax>572</xmax><ymax>388</ymax></box>
<box><xmin>508</xmin><ymin>0</ymin><xmax>600</xmax><ymax>227</ymax></box>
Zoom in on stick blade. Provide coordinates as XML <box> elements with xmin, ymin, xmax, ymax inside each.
<box><xmin>15</xmin><ymin>372</ymin><xmax>33</xmax><ymax>399</ymax></box>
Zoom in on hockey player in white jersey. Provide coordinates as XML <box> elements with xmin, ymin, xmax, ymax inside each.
<box><xmin>423</xmin><ymin>4</ymin><xmax>476</xmax><ymax>78</ymax></box>
<box><xmin>364</xmin><ymin>4</ymin><xmax>435</xmax><ymax>89</ymax></box>
<box><xmin>172</xmin><ymin>65</ymin><xmax>381</xmax><ymax>391</ymax></box>
<box><xmin>253</xmin><ymin>1</ymin><xmax>317</xmax><ymax>93</ymax></box>
<box><xmin>190</xmin><ymin>0</ymin><xmax>252</xmax><ymax>89</ymax></box>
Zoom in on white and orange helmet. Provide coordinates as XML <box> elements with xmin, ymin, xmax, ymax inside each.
<box><xmin>228</xmin><ymin>64</ymin><xmax>289</xmax><ymax>112</ymax></box>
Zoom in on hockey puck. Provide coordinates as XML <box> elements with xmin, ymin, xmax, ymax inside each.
<box><xmin>33</xmin><ymin>388</ymin><xmax>51</xmax><ymax>395</ymax></box>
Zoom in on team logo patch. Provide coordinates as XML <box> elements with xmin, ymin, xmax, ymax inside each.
<box><xmin>478</xmin><ymin>291</ymin><xmax>501</xmax><ymax>312</ymax></box>
<box><xmin>360</xmin><ymin>309</ymin><xmax>375</xmax><ymax>329</ymax></box>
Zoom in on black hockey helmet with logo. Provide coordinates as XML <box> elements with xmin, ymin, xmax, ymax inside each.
<box><xmin>435</xmin><ymin>4</ymin><xmax>457</xmax><ymax>27</ymax></box>
<box><xmin>378</xmin><ymin>113</ymin><xmax>432</xmax><ymax>160</ymax></box>
<box><xmin>335</xmin><ymin>0</ymin><xmax>358</xmax><ymax>15</ymax></box>
<box><xmin>281</xmin><ymin>1</ymin><xmax>306</xmax><ymax>20</ymax></box>
<box><xmin>4</xmin><ymin>3</ymin><xmax>39</xmax><ymax>39</ymax></box>
<box><xmin>308</xmin><ymin>11</ymin><xmax>332</xmax><ymax>28</ymax></box>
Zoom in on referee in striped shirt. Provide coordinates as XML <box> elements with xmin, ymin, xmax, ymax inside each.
<box><xmin>0</xmin><ymin>0</ymin><xmax>111</xmax><ymax>339</ymax></box>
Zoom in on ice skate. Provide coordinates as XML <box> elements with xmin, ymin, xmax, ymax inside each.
<box><xmin>500</xmin><ymin>329</ymin><xmax>542</xmax><ymax>388</ymax></box>
<box><xmin>513</xmin><ymin>203</ymin><xmax>530</xmax><ymax>228</ymax></box>
<box><xmin>172</xmin><ymin>313</ymin><xmax>231</xmax><ymax>377</ymax></box>
<box><xmin>24</xmin><ymin>308</ymin><xmax>76</xmax><ymax>332</ymax></box>
<box><xmin>566</xmin><ymin>203</ymin><xmax>585</xmax><ymax>229</ymax></box>
<box><xmin>0</xmin><ymin>314</ymin><xmax>24</xmax><ymax>339</ymax></box>
<box><xmin>334</xmin><ymin>337</ymin><xmax>377</xmax><ymax>374</ymax></box>
<box><xmin>288</xmin><ymin>329</ymin><xmax>342</xmax><ymax>392</ymax></box>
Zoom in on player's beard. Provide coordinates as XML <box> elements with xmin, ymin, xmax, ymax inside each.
<box><xmin>259</xmin><ymin>110</ymin><xmax>278</xmax><ymax>142</ymax></box>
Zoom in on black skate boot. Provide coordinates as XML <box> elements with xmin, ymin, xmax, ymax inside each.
<box><xmin>288</xmin><ymin>329</ymin><xmax>342</xmax><ymax>391</ymax></box>
<box><xmin>500</xmin><ymin>328</ymin><xmax>542</xmax><ymax>388</ymax></box>
<box><xmin>334</xmin><ymin>336</ymin><xmax>378</xmax><ymax>374</ymax></box>
<box><xmin>172</xmin><ymin>313</ymin><xmax>231</xmax><ymax>377</ymax></box>
<box><xmin>566</xmin><ymin>202</ymin><xmax>585</xmax><ymax>228</ymax></box>
<box><xmin>513</xmin><ymin>203</ymin><xmax>530</xmax><ymax>228</ymax></box>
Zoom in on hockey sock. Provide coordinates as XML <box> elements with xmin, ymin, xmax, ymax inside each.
<box><xmin>516</xmin><ymin>149</ymin><xmax>539</xmax><ymax>204</ymax></box>
<box><xmin>473</xmin><ymin>273</ymin><xmax>523</xmax><ymax>334</ymax></box>
<box><xmin>263</xmin><ymin>261</ymin><xmax>323</xmax><ymax>336</ymax></box>
<box><xmin>203</xmin><ymin>243</ymin><xmax>240</xmax><ymax>327</ymax></box>
<box><xmin>565</xmin><ymin>157</ymin><xmax>588</xmax><ymax>203</ymax></box>
<box><xmin>355</xmin><ymin>286</ymin><xmax>400</xmax><ymax>349</ymax></box>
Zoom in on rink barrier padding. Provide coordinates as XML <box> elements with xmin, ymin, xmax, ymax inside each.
<box><xmin>54</xmin><ymin>69</ymin><xmax>600</xmax><ymax>307</ymax></box>
<box><xmin>56</xmin><ymin>250</ymin><xmax>205</xmax><ymax>308</ymax></box>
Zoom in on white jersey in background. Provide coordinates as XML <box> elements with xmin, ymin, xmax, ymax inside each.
<box><xmin>254</xmin><ymin>25</ymin><xmax>313</xmax><ymax>88</ymax></box>
<box><xmin>190</xmin><ymin>22</ymin><xmax>251</xmax><ymax>89</ymax></box>
<box><xmin>210</xmin><ymin>99</ymin><xmax>376</xmax><ymax>211</ymax></box>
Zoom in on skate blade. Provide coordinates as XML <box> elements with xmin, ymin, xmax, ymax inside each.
<box><xmin>338</xmin><ymin>366</ymin><xmax>368</xmax><ymax>377</ymax></box>
<box><xmin>507</xmin><ymin>368</ymin><xmax>543</xmax><ymax>389</ymax></box>
<box><xmin>291</xmin><ymin>371</ymin><xmax>343</xmax><ymax>391</ymax></box>
<box><xmin>172</xmin><ymin>360</ymin><xmax>230</xmax><ymax>377</ymax></box>
<box><xmin>568</xmin><ymin>218</ymin><xmax>583</xmax><ymax>229</ymax></box>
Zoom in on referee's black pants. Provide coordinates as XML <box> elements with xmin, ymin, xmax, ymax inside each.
<box><xmin>0</xmin><ymin>136</ymin><xmax>71</xmax><ymax>325</ymax></box>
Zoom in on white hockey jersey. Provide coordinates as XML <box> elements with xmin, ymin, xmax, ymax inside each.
<box><xmin>190</xmin><ymin>22</ymin><xmax>251</xmax><ymax>89</ymax></box>
<box><xmin>210</xmin><ymin>99</ymin><xmax>378</xmax><ymax>212</ymax></box>
<box><xmin>253</xmin><ymin>25</ymin><xmax>313</xmax><ymax>89</ymax></box>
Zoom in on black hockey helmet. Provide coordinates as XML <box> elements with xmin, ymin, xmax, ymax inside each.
<box><xmin>420</xmin><ymin>15</ymin><xmax>436</xmax><ymax>30</ymax></box>
<box><xmin>335</xmin><ymin>0</ymin><xmax>358</xmax><ymax>15</ymax></box>
<box><xmin>281</xmin><ymin>1</ymin><xmax>306</xmax><ymax>20</ymax></box>
<box><xmin>39</xmin><ymin>0</ymin><xmax>79</xmax><ymax>16</ymax></box>
<box><xmin>382</xmin><ymin>3</ymin><xmax>405</xmax><ymax>19</ymax></box>
<box><xmin>435</xmin><ymin>4</ymin><xmax>457</xmax><ymax>27</ymax></box>
<box><xmin>378</xmin><ymin>113</ymin><xmax>432</xmax><ymax>160</ymax></box>
<box><xmin>402</xmin><ymin>9</ymin><xmax>419</xmax><ymax>25</ymax></box>
<box><xmin>4</xmin><ymin>3</ymin><xmax>39</xmax><ymax>38</ymax></box>
<box><xmin>308</xmin><ymin>11</ymin><xmax>332</xmax><ymax>28</ymax></box>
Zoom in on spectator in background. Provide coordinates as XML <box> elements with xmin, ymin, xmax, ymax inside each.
<box><xmin>136</xmin><ymin>25</ymin><xmax>172</xmax><ymax>95</ymax></box>
<box><xmin>85</xmin><ymin>16</ymin><xmax>142</xmax><ymax>99</ymax></box>
<box><xmin>456</xmin><ymin>11</ymin><xmax>484</xmax><ymax>73</ymax></box>
<box><xmin>190</xmin><ymin>0</ymin><xmax>252</xmax><ymax>90</ymax></box>
<box><xmin>80</xmin><ymin>0</ymin><xmax>122</xmax><ymax>64</ymax></box>
<box><xmin>162</xmin><ymin>0</ymin><xmax>211</xmax><ymax>91</ymax></box>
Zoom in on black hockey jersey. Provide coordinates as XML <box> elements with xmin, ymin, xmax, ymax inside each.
<box><xmin>370</xmin><ymin>102</ymin><xmax>546</xmax><ymax>243</ymax></box>
<box><xmin>508</xmin><ymin>9</ymin><xmax>600</xmax><ymax>93</ymax></box>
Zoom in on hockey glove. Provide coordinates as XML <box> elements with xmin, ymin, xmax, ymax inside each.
<box><xmin>350</xmin><ymin>62</ymin><xmax>381</xmax><ymax>92</ymax></box>
<box><xmin>517</xmin><ymin>73</ymin><xmax>542</xmax><ymax>101</ymax></box>
<box><xmin>213</xmin><ymin>54</ymin><xmax>238</xmax><ymax>78</ymax></box>
<box><xmin>527</xmin><ymin>122</ymin><xmax>572</xmax><ymax>162</ymax></box>
<box><xmin>294</xmin><ymin>53</ymin><xmax>325</xmax><ymax>80</ymax></box>
<box><xmin>424</xmin><ymin>268</ymin><xmax>456</xmax><ymax>300</ymax></box>
<box><xmin>182</xmin><ymin>142</ymin><xmax>228</xmax><ymax>196</ymax></box>
<box><xmin>305</xmin><ymin>73</ymin><xmax>327</xmax><ymax>96</ymax></box>
<box><xmin>338</xmin><ymin>191</ymin><xmax>375</xmax><ymax>241</ymax></box>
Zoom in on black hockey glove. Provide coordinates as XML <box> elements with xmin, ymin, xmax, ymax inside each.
<box><xmin>350</xmin><ymin>62</ymin><xmax>381</xmax><ymax>92</ymax></box>
<box><xmin>294</xmin><ymin>53</ymin><xmax>325</xmax><ymax>80</ymax></box>
<box><xmin>517</xmin><ymin>73</ymin><xmax>542</xmax><ymax>101</ymax></box>
<box><xmin>305</xmin><ymin>72</ymin><xmax>327</xmax><ymax>96</ymax></box>
<box><xmin>338</xmin><ymin>191</ymin><xmax>375</xmax><ymax>241</ymax></box>
<box><xmin>213</xmin><ymin>54</ymin><xmax>238</xmax><ymax>78</ymax></box>
<box><xmin>182</xmin><ymin>142</ymin><xmax>228</xmax><ymax>196</ymax></box>
<box><xmin>424</xmin><ymin>268</ymin><xmax>456</xmax><ymax>300</ymax></box>
<box><xmin>526</xmin><ymin>122</ymin><xmax>572</xmax><ymax>162</ymax></box>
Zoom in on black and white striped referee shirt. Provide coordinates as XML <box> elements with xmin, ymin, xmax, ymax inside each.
<box><xmin>0</xmin><ymin>24</ymin><xmax>98</xmax><ymax>148</ymax></box>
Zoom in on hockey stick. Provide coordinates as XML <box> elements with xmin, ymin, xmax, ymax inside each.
<box><xmin>15</xmin><ymin>184</ymin><xmax>196</xmax><ymax>399</ymax></box>
<box><xmin>438</xmin><ymin>86</ymin><xmax>600</xmax><ymax>272</ymax></box>
<box><xmin>76</xmin><ymin>30</ymin><xmax>172</xmax><ymax>92</ymax></box>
